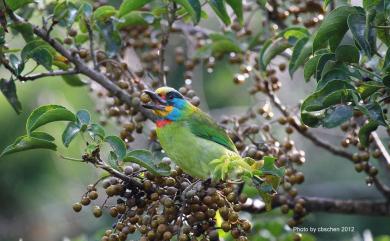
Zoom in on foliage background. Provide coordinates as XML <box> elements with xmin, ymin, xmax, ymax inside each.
<box><xmin>0</xmin><ymin>0</ymin><xmax>390</xmax><ymax>241</ymax></box>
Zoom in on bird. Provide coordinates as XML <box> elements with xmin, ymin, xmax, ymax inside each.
<box><xmin>142</xmin><ymin>86</ymin><xmax>241</xmax><ymax>180</ymax></box>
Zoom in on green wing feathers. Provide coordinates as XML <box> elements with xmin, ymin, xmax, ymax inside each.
<box><xmin>186</xmin><ymin>111</ymin><xmax>238</xmax><ymax>153</ymax></box>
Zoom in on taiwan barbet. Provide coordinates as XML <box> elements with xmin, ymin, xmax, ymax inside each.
<box><xmin>142</xmin><ymin>86</ymin><xmax>241</xmax><ymax>180</ymax></box>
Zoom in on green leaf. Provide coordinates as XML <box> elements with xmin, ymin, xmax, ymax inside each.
<box><xmin>376</xmin><ymin>12</ymin><xmax>390</xmax><ymax>47</ymax></box>
<box><xmin>0</xmin><ymin>132</ymin><xmax>57</xmax><ymax>157</ymax></box>
<box><xmin>104</xmin><ymin>136</ymin><xmax>126</xmax><ymax>160</ymax></box>
<box><xmin>21</xmin><ymin>40</ymin><xmax>56</xmax><ymax>61</ymax></box>
<box><xmin>5</xmin><ymin>0</ymin><xmax>33</xmax><ymax>11</ymax></box>
<box><xmin>87</xmin><ymin>124</ymin><xmax>105</xmax><ymax>140</ymax></box>
<box><xmin>363</xmin><ymin>0</ymin><xmax>381</xmax><ymax>10</ymax></box>
<box><xmin>226</xmin><ymin>0</ymin><xmax>243</xmax><ymax>24</ymax></box>
<box><xmin>9</xmin><ymin>54</ymin><xmax>24</xmax><ymax>75</ymax></box>
<box><xmin>358</xmin><ymin>121</ymin><xmax>378</xmax><ymax>147</ymax></box>
<box><xmin>76</xmin><ymin>110</ymin><xmax>90</xmax><ymax>127</ymax></box>
<box><xmin>0</xmin><ymin>78</ymin><xmax>22</xmax><ymax>114</ymax></box>
<box><xmin>211</xmin><ymin>39</ymin><xmax>241</xmax><ymax>55</ymax></box>
<box><xmin>62</xmin><ymin>122</ymin><xmax>80</xmax><ymax>147</ymax></box>
<box><xmin>30</xmin><ymin>48</ymin><xmax>53</xmax><ymax>71</ymax></box>
<box><xmin>118</xmin><ymin>0</ymin><xmax>152</xmax><ymax>18</ymax></box>
<box><xmin>383</xmin><ymin>75</ymin><xmax>390</xmax><ymax>88</ymax></box>
<box><xmin>261</xmin><ymin>156</ymin><xmax>284</xmax><ymax>178</ymax></box>
<box><xmin>335</xmin><ymin>45</ymin><xmax>360</xmax><ymax>63</ymax></box>
<box><xmin>93</xmin><ymin>6</ymin><xmax>117</xmax><ymax>22</ymax></box>
<box><xmin>323</xmin><ymin>105</ymin><xmax>353</xmax><ymax>128</ymax></box>
<box><xmin>9</xmin><ymin>22</ymin><xmax>34</xmax><ymax>42</ymax></box>
<box><xmin>348</xmin><ymin>13</ymin><xmax>373</xmax><ymax>57</ymax></box>
<box><xmin>209</xmin><ymin>0</ymin><xmax>231</xmax><ymax>25</ymax></box>
<box><xmin>358</xmin><ymin>81</ymin><xmax>384</xmax><ymax>99</ymax></box>
<box><xmin>383</xmin><ymin>49</ymin><xmax>390</xmax><ymax>73</ymax></box>
<box><xmin>360</xmin><ymin>102</ymin><xmax>387</xmax><ymax>126</ymax></box>
<box><xmin>259</xmin><ymin>38</ymin><xmax>291</xmax><ymax>70</ymax></box>
<box><xmin>323</xmin><ymin>0</ymin><xmax>332</xmax><ymax>7</ymax></box>
<box><xmin>124</xmin><ymin>149</ymin><xmax>171</xmax><ymax>176</ymax></box>
<box><xmin>97</xmin><ymin>20</ymin><xmax>121</xmax><ymax>58</ymax></box>
<box><xmin>53</xmin><ymin>1</ymin><xmax>79</xmax><ymax>27</ymax></box>
<box><xmin>74</xmin><ymin>34</ymin><xmax>89</xmax><ymax>45</ymax></box>
<box><xmin>62</xmin><ymin>75</ymin><xmax>88</xmax><ymax>86</ymax></box>
<box><xmin>116</xmin><ymin>11</ymin><xmax>154</xmax><ymax>29</ymax></box>
<box><xmin>289</xmin><ymin>37</ymin><xmax>311</xmax><ymax>76</ymax></box>
<box><xmin>277</xmin><ymin>26</ymin><xmax>310</xmax><ymax>43</ymax></box>
<box><xmin>313</xmin><ymin>6</ymin><xmax>361</xmax><ymax>52</ymax></box>
<box><xmin>301</xmin><ymin>80</ymin><xmax>356</xmax><ymax>112</ymax></box>
<box><xmin>107</xmin><ymin>151</ymin><xmax>120</xmax><ymax>170</ymax></box>
<box><xmin>26</xmin><ymin>105</ymin><xmax>76</xmax><ymax>134</ymax></box>
<box><xmin>174</xmin><ymin>0</ymin><xmax>201</xmax><ymax>24</ymax></box>
<box><xmin>301</xmin><ymin>112</ymin><xmax>324</xmax><ymax>127</ymax></box>
<box><xmin>315</xmin><ymin>53</ymin><xmax>335</xmax><ymax>81</ymax></box>
<box><xmin>304</xmin><ymin>55</ymin><xmax>322</xmax><ymax>81</ymax></box>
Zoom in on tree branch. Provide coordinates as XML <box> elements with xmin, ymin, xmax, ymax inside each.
<box><xmin>85</xmin><ymin>19</ymin><xmax>98</xmax><ymax>71</ymax></box>
<box><xmin>372</xmin><ymin>131</ymin><xmax>390</xmax><ymax>168</ymax></box>
<box><xmin>8</xmin><ymin>12</ymin><xmax>156</xmax><ymax>121</ymax></box>
<box><xmin>265</xmin><ymin>90</ymin><xmax>390</xmax><ymax>200</ymax></box>
<box><xmin>159</xmin><ymin>3</ymin><xmax>177</xmax><ymax>86</ymax></box>
<box><xmin>243</xmin><ymin>196</ymin><xmax>390</xmax><ymax>216</ymax></box>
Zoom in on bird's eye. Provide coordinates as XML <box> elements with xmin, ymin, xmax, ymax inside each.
<box><xmin>168</xmin><ymin>93</ymin><xmax>174</xmax><ymax>100</ymax></box>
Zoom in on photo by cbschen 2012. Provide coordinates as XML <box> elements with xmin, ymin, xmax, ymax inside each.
<box><xmin>0</xmin><ymin>0</ymin><xmax>389</xmax><ymax>241</ymax></box>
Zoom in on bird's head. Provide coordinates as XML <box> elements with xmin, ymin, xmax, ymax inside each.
<box><xmin>142</xmin><ymin>87</ymin><xmax>192</xmax><ymax>121</ymax></box>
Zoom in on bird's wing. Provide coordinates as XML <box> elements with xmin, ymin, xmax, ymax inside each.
<box><xmin>186</xmin><ymin>110</ymin><xmax>238</xmax><ymax>153</ymax></box>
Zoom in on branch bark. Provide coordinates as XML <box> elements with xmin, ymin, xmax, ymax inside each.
<box><xmin>265</xmin><ymin>90</ymin><xmax>390</xmax><ymax>200</ymax></box>
<box><xmin>8</xmin><ymin>12</ymin><xmax>156</xmax><ymax>121</ymax></box>
<box><xmin>243</xmin><ymin>196</ymin><xmax>390</xmax><ymax>216</ymax></box>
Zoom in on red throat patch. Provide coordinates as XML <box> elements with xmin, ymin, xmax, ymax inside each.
<box><xmin>156</xmin><ymin>119</ymin><xmax>172</xmax><ymax>128</ymax></box>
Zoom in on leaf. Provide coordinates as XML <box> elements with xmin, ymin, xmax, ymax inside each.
<box><xmin>96</xmin><ymin>20</ymin><xmax>121</xmax><ymax>58</ymax></box>
<box><xmin>21</xmin><ymin>40</ymin><xmax>56</xmax><ymax>61</ymax></box>
<box><xmin>313</xmin><ymin>6</ymin><xmax>361</xmax><ymax>52</ymax></box>
<box><xmin>383</xmin><ymin>49</ymin><xmax>390</xmax><ymax>73</ymax></box>
<box><xmin>376</xmin><ymin>12</ymin><xmax>390</xmax><ymax>47</ymax></box>
<box><xmin>53</xmin><ymin>1</ymin><xmax>79</xmax><ymax>27</ymax></box>
<box><xmin>76</xmin><ymin>110</ymin><xmax>90</xmax><ymax>127</ymax></box>
<box><xmin>304</xmin><ymin>55</ymin><xmax>322</xmax><ymax>81</ymax></box>
<box><xmin>9</xmin><ymin>54</ymin><xmax>24</xmax><ymax>75</ymax></box>
<box><xmin>259</xmin><ymin>38</ymin><xmax>291</xmax><ymax>70</ymax></box>
<box><xmin>383</xmin><ymin>75</ymin><xmax>390</xmax><ymax>88</ymax></box>
<box><xmin>335</xmin><ymin>45</ymin><xmax>360</xmax><ymax>63</ymax></box>
<box><xmin>0</xmin><ymin>78</ymin><xmax>22</xmax><ymax>114</ymax></box>
<box><xmin>301</xmin><ymin>80</ymin><xmax>356</xmax><ymax>112</ymax></box>
<box><xmin>211</xmin><ymin>39</ymin><xmax>241</xmax><ymax>55</ymax></box>
<box><xmin>209</xmin><ymin>0</ymin><xmax>231</xmax><ymax>25</ymax></box>
<box><xmin>93</xmin><ymin>6</ymin><xmax>117</xmax><ymax>22</ymax></box>
<box><xmin>87</xmin><ymin>124</ymin><xmax>105</xmax><ymax>140</ymax></box>
<box><xmin>358</xmin><ymin>121</ymin><xmax>378</xmax><ymax>147</ymax></box>
<box><xmin>116</xmin><ymin>11</ymin><xmax>154</xmax><ymax>29</ymax></box>
<box><xmin>104</xmin><ymin>136</ymin><xmax>126</xmax><ymax>160</ymax></box>
<box><xmin>323</xmin><ymin>105</ymin><xmax>353</xmax><ymax>128</ymax></box>
<box><xmin>289</xmin><ymin>37</ymin><xmax>311</xmax><ymax>76</ymax></box>
<box><xmin>30</xmin><ymin>48</ymin><xmax>53</xmax><ymax>71</ymax></box>
<box><xmin>358</xmin><ymin>81</ymin><xmax>384</xmax><ymax>99</ymax></box>
<box><xmin>360</xmin><ymin>102</ymin><xmax>387</xmax><ymax>126</ymax></box>
<box><xmin>124</xmin><ymin>150</ymin><xmax>171</xmax><ymax>176</ymax></box>
<box><xmin>226</xmin><ymin>0</ymin><xmax>243</xmax><ymax>24</ymax></box>
<box><xmin>174</xmin><ymin>0</ymin><xmax>201</xmax><ymax>24</ymax></box>
<box><xmin>5</xmin><ymin>0</ymin><xmax>33</xmax><ymax>11</ymax></box>
<box><xmin>118</xmin><ymin>0</ymin><xmax>152</xmax><ymax>18</ymax></box>
<box><xmin>62</xmin><ymin>75</ymin><xmax>88</xmax><ymax>86</ymax></box>
<box><xmin>107</xmin><ymin>151</ymin><xmax>120</xmax><ymax>170</ymax></box>
<box><xmin>348</xmin><ymin>13</ymin><xmax>373</xmax><ymax>57</ymax></box>
<box><xmin>315</xmin><ymin>53</ymin><xmax>335</xmax><ymax>81</ymax></box>
<box><xmin>260</xmin><ymin>156</ymin><xmax>284</xmax><ymax>178</ymax></box>
<box><xmin>9</xmin><ymin>22</ymin><xmax>34</xmax><ymax>42</ymax></box>
<box><xmin>363</xmin><ymin>0</ymin><xmax>381</xmax><ymax>10</ymax></box>
<box><xmin>0</xmin><ymin>132</ymin><xmax>56</xmax><ymax>157</ymax></box>
<box><xmin>62</xmin><ymin>122</ymin><xmax>80</xmax><ymax>147</ymax></box>
<box><xmin>26</xmin><ymin>105</ymin><xmax>76</xmax><ymax>134</ymax></box>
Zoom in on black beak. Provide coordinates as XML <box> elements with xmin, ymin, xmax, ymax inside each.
<box><xmin>142</xmin><ymin>90</ymin><xmax>167</xmax><ymax>111</ymax></box>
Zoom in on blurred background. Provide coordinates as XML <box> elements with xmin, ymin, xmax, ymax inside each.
<box><xmin>1</xmin><ymin>0</ymin><xmax>390</xmax><ymax>241</ymax></box>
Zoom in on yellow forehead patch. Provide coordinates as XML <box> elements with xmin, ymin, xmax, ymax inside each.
<box><xmin>155</xmin><ymin>86</ymin><xmax>176</xmax><ymax>96</ymax></box>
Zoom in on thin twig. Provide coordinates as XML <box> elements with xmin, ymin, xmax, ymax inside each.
<box><xmin>85</xmin><ymin>19</ymin><xmax>98</xmax><ymax>70</ymax></box>
<box><xmin>159</xmin><ymin>2</ymin><xmax>177</xmax><ymax>86</ymax></box>
<box><xmin>265</xmin><ymin>90</ymin><xmax>390</xmax><ymax>200</ymax></box>
<box><xmin>372</xmin><ymin>131</ymin><xmax>390</xmax><ymax>168</ymax></box>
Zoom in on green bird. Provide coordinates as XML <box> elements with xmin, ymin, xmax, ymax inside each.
<box><xmin>142</xmin><ymin>87</ymin><xmax>240</xmax><ymax>180</ymax></box>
